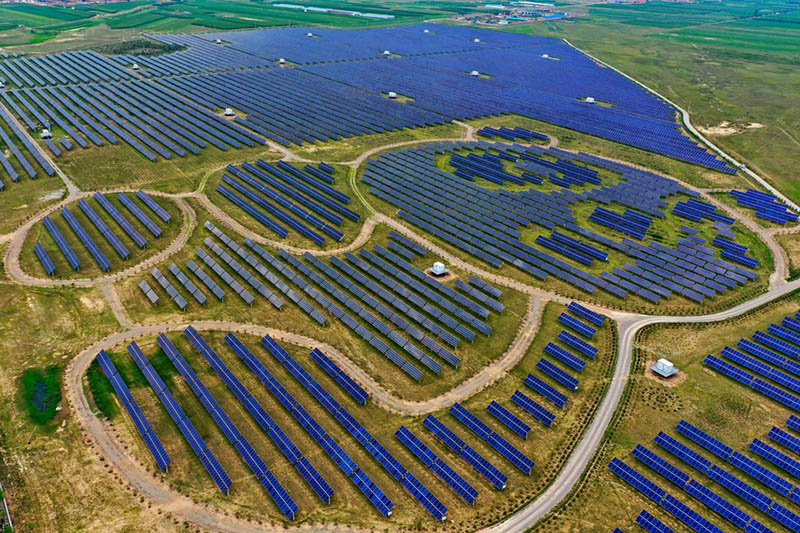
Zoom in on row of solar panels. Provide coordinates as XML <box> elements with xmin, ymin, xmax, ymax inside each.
<box><xmin>638</xmin><ymin>419</ymin><xmax>800</xmax><ymax>531</ymax></box>
<box><xmin>262</xmin><ymin>335</ymin><xmax>447</xmax><ymax>521</ymax></box>
<box><xmin>364</xmin><ymin>141</ymin><xmax>754</xmax><ymax>306</ymax></box>
<box><xmin>5</xmin><ymin>79</ymin><xmax>265</xmax><ymax>162</ymax></box>
<box><xmin>344</xmin><ymin>251</ymin><xmax>479</xmax><ymax>343</ymax></box>
<box><xmin>476</xmin><ymin>126</ymin><xmax>548</xmax><ymax>143</ymax></box>
<box><xmin>228</xmin><ymin>333</ymin><xmax>394</xmax><ymax>516</ymax></box>
<box><xmin>127</xmin><ymin>340</ymin><xmax>233</xmax><ymax>494</ymax></box>
<box><xmin>159</xmin><ymin>332</ymin><xmax>299</xmax><ymax>518</ymax></box>
<box><xmin>38</xmin><ymin>192</ymin><xmax>166</xmax><ymax>276</ymax></box>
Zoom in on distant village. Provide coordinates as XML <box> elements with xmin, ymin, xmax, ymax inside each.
<box><xmin>454</xmin><ymin>2</ymin><xmax>571</xmax><ymax>25</ymax></box>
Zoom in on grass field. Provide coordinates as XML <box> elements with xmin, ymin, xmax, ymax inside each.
<box><xmin>19</xmin><ymin>193</ymin><xmax>184</xmax><ymax>280</ymax></box>
<box><xmin>0</xmin><ymin>178</ymin><xmax>65</xmax><ymax>235</ymax></box>
<box><xmin>0</xmin><ymin>275</ymin><xmax>132</xmax><ymax>532</ymax></box>
<box><xmin>56</xmin><ymin>140</ymin><xmax>282</xmax><ymax>193</ymax></box>
<box><xmin>502</xmin><ymin>0</ymin><xmax>800</xmax><ymax>205</ymax></box>
<box><xmin>535</xmin><ymin>290</ymin><xmax>800</xmax><ymax>532</ymax></box>
<box><xmin>292</xmin><ymin>121</ymin><xmax>466</xmax><ymax>163</ymax></box>
<box><xmin>96</xmin><ymin>301</ymin><xmax>616</xmax><ymax>528</ymax></box>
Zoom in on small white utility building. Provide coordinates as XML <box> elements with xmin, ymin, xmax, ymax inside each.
<box><xmin>224</xmin><ymin>108</ymin><xmax>235</xmax><ymax>117</ymax></box>
<box><xmin>430</xmin><ymin>262</ymin><xmax>449</xmax><ymax>276</ymax></box>
<box><xmin>651</xmin><ymin>358</ymin><xmax>678</xmax><ymax>378</ymax></box>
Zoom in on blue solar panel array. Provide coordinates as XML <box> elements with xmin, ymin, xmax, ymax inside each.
<box><xmin>183</xmin><ymin>328</ymin><xmax>333</xmax><ymax>504</ymax></box>
<box><xmin>62</xmin><ymin>206</ymin><xmax>111</xmax><ymax>271</ymax></box>
<box><xmin>636</xmin><ymin>509</ymin><xmax>674</xmax><ymax>533</ymax></box>
<box><xmin>43</xmin><ymin>216</ymin><xmax>80</xmax><ymax>270</ymax></box>
<box><xmin>157</xmin><ymin>333</ymin><xmax>298</xmax><ymax>519</ymax></box>
<box><xmin>127</xmin><ymin>341</ymin><xmax>232</xmax><ymax>494</ymax></box>
<box><xmin>396</xmin><ymin>425</ymin><xmax>479</xmax><ymax>505</ymax></box>
<box><xmin>95</xmin><ymin>192</ymin><xmax>147</xmax><ymax>249</ymax></box>
<box><xmin>364</xmin><ymin>141</ymin><xmax>756</xmax><ymax>305</ymax></box>
<box><xmin>33</xmin><ymin>242</ymin><xmax>55</xmax><ymax>276</ymax></box>
<box><xmin>730</xmin><ymin>190</ymin><xmax>798</xmax><ymax>225</ymax></box>
<box><xmin>449</xmin><ymin>402</ymin><xmax>534</xmax><ymax>475</ymax></box>
<box><xmin>259</xmin><ymin>335</ymin><xmax>446</xmax><ymax>520</ymax></box>
<box><xmin>486</xmin><ymin>401</ymin><xmax>530</xmax><ymax>439</ymax></box>
<box><xmin>310</xmin><ymin>348</ymin><xmax>368</xmax><ymax>405</ymax></box>
<box><xmin>96</xmin><ymin>350</ymin><xmax>170</xmax><ymax>471</ymax></box>
<box><xmin>425</xmin><ymin>414</ymin><xmax>508</xmax><ymax>490</ymax></box>
<box><xmin>524</xmin><ymin>374</ymin><xmax>568</xmax><ymax>409</ymax></box>
<box><xmin>655</xmin><ymin>420</ymin><xmax>800</xmax><ymax>531</ymax></box>
<box><xmin>511</xmin><ymin>390</ymin><xmax>556</xmax><ymax>427</ymax></box>
<box><xmin>226</xmin><ymin>333</ymin><xmax>394</xmax><ymax>517</ymax></box>
<box><xmin>703</xmin><ymin>317</ymin><xmax>800</xmax><ymax>412</ymax></box>
<box><xmin>78</xmin><ymin>199</ymin><xmax>130</xmax><ymax>260</ymax></box>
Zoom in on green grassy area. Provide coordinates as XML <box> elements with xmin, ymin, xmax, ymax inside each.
<box><xmin>19</xmin><ymin>193</ymin><xmax>184</xmax><ymax>280</ymax></box>
<box><xmin>776</xmin><ymin>232</ymin><xmax>800</xmax><ymax>280</ymax></box>
<box><xmin>291</xmin><ymin>121</ymin><xmax>466</xmax><ymax>162</ymax></box>
<box><xmin>56</xmin><ymin>140</ymin><xmax>282</xmax><ymax>193</ymax></box>
<box><xmin>20</xmin><ymin>365</ymin><xmax>62</xmax><ymax>426</ymax></box>
<box><xmin>86</xmin><ymin>358</ymin><xmax>118</xmax><ymax>420</ymax></box>
<box><xmin>205</xmin><ymin>162</ymin><xmax>370</xmax><ymax>251</ymax></box>
<box><xmin>501</xmin><ymin>0</ymin><xmax>800</xmax><ymax>205</ymax></box>
<box><xmin>0</xmin><ymin>178</ymin><xmax>65</xmax><ymax>235</ymax></box>
<box><xmin>117</xmin><ymin>202</ymin><xmax>529</xmax><ymax>402</ymax></box>
<box><xmin>0</xmin><ymin>0</ymin><xmax>485</xmax><ymax>49</ymax></box>
<box><xmin>0</xmin><ymin>279</ymin><xmax>147</xmax><ymax>532</ymax></box>
<box><xmin>537</xmin><ymin>290</ymin><xmax>800</xmax><ymax>532</ymax></box>
<box><xmin>100</xmin><ymin>300</ymin><xmax>616</xmax><ymax>528</ymax></box>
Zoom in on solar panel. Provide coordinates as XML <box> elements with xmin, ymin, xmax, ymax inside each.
<box><xmin>395</xmin><ymin>426</ymin><xmax>478</xmax><ymax>504</ymax></box>
<box><xmin>96</xmin><ymin>350</ymin><xmax>170</xmax><ymax>471</ymax></box>
<box><xmin>524</xmin><ymin>374</ymin><xmax>568</xmax><ymax>408</ymax></box>
<box><xmin>675</xmin><ymin>420</ymin><xmax>732</xmax><ymax>461</ymax></box>
<box><xmin>159</xmin><ymin>332</ymin><xmax>297</xmax><ymax>519</ymax></box>
<box><xmin>33</xmin><ymin>242</ymin><xmax>56</xmax><ymax>276</ymax></box>
<box><xmin>749</xmin><ymin>438</ymin><xmax>800</xmax><ymax>480</ymax></box>
<box><xmin>307</xmin><ymin>348</ymin><xmax>367</xmax><ymax>405</ymax></box>
<box><xmin>43</xmin><ymin>216</ymin><xmax>80</xmax><ymax>270</ymax></box>
<box><xmin>632</xmin><ymin>444</ymin><xmax>690</xmax><ymax>488</ymax></box>
<box><xmin>608</xmin><ymin>457</ymin><xmax>666</xmax><ymax>503</ymax></box>
<box><xmin>636</xmin><ymin>509</ymin><xmax>674</xmax><ymax>533</ymax></box>
<box><xmin>660</xmin><ymin>494</ymin><xmax>724</xmax><ymax>533</ymax></box>
<box><xmin>684</xmin><ymin>478</ymin><xmax>751</xmax><ymax>529</ymax></box>
<box><xmin>126</xmin><ymin>341</ymin><xmax>231</xmax><ymax>494</ymax></box>
<box><xmin>653</xmin><ymin>432</ymin><xmax>712</xmax><ymax>473</ymax></box>
<box><xmin>707</xmin><ymin>465</ymin><xmax>772</xmax><ymax>512</ymax></box>
<box><xmin>424</xmin><ymin>414</ymin><xmax>507</xmax><ymax>490</ymax></box>
<box><xmin>450</xmin><ymin>402</ymin><xmax>534</xmax><ymax>474</ymax></box>
<box><xmin>511</xmin><ymin>390</ymin><xmax>556</xmax><ymax>427</ymax></box>
<box><xmin>537</xmin><ymin>358</ymin><xmax>579</xmax><ymax>390</ymax></box>
<box><xmin>487</xmin><ymin>401</ymin><xmax>530</xmax><ymax>439</ymax></box>
<box><xmin>558</xmin><ymin>313</ymin><xmax>596</xmax><ymax>338</ymax></box>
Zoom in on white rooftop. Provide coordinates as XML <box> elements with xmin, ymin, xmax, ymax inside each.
<box><xmin>651</xmin><ymin>358</ymin><xmax>678</xmax><ymax>378</ymax></box>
